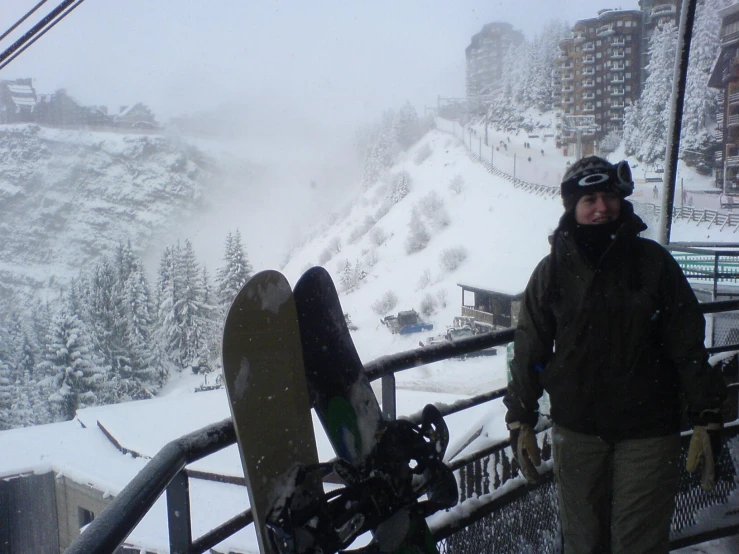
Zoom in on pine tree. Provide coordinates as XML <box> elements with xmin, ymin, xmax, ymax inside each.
<box><xmin>393</xmin><ymin>102</ymin><xmax>421</xmax><ymax>150</ymax></box>
<box><xmin>623</xmin><ymin>100</ymin><xmax>642</xmax><ymax>157</ymax></box>
<box><xmin>0</xmin><ymin>358</ymin><xmax>12</xmax><ymax>430</ymax></box>
<box><xmin>217</xmin><ymin>230</ymin><xmax>253</xmax><ymax>308</ymax></box>
<box><xmin>638</xmin><ymin>21</ymin><xmax>678</xmax><ymax>163</ymax></box>
<box><xmin>681</xmin><ymin>0</ymin><xmax>726</xmax><ymax>152</ymax></box>
<box><xmin>154</xmin><ymin>245</ymin><xmax>179</xmax><ymax>376</ymax></box>
<box><xmin>116</xmin><ymin>262</ymin><xmax>160</xmax><ymax>399</ymax></box>
<box><xmin>38</xmin><ymin>305</ymin><xmax>106</xmax><ymax>422</ymax></box>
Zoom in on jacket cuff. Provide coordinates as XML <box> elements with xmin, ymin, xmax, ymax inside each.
<box><xmin>689</xmin><ymin>408</ymin><xmax>723</xmax><ymax>427</ymax></box>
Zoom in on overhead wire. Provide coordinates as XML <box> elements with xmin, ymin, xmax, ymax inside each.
<box><xmin>0</xmin><ymin>0</ymin><xmax>49</xmax><ymax>44</ymax></box>
<box><xmin>0</xmin><ymin>0</ymin><xmax>89</xmax><ymax>72</ymax></box>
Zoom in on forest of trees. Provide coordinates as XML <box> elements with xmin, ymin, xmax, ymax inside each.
<box><xmin>0</xmin><ymin>230</ymin><xmax>253</xmax><ymax>430</ymax></box>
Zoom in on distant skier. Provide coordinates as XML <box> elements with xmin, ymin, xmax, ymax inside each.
<box><xmin>653</xmin><ymin>184</ymin><xmax>659</xmax><ymax>199</ymax></box>
<box><xmin>504</xmin><ymin>156</ymin><xmax>726</xmax><ymax>554</ymax></box>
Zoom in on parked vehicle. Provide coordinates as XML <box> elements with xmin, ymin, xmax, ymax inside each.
<box><xmin>381</xmin><ymin>309</ymin><xmax>434</xmax><ymax>335</ymax></box>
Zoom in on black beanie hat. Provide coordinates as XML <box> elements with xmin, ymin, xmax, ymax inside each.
<box><xmin>561</xmin><ymin>156</ymin><xmax>634</xmax><ymax>210</ymax></box>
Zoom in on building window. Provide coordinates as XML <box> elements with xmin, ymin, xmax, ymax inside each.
<box><xmin>78</xmin><ymin>507</ymin><xmax>95</xmax><ymax>529</ymax></box>
<box><xmin>626</xmin><ymin>72</ymin><xmax>631</xmax><ymax>78</ymax></box>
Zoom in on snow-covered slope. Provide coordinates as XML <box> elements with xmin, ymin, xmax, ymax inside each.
<box><xmin>0</xmin><ymin>124</ymin><xmax>214</xmax><ymax>299</ymax></box>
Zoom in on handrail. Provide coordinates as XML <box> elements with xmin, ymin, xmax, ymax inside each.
<box><xmin>65</xmin><ymin>418</ymin><xmax>235</xmax><ymax>554</ymax></box>
<box><xmin>67</xmin><ymin>298</ymin><xmax>739</xmax><ymax>553</ymax></box>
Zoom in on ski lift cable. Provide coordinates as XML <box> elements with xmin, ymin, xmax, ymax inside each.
<box><xmin>0</xmin><ymin>0</ymin><xmax>84</xmax><ymax>69</ymax></box>
<box><xmin>0</xmin><ymin>0</ymin><xmax>87</xmax><ymax>70</ymax></box>
<box><xmin>0</xmin><ymin>0</ymin><xmax>50</xmax><ymax>44</ymax></box>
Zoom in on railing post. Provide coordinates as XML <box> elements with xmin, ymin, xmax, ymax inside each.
<box><xmin>167</xmin><ymin>470</ymin><xmax>192</xmax><ymax>554</ymax></box>
<box><xmin>382</xmin><ymin>374</ymin><xmax>397</xmax><ymax>420</ymax></box>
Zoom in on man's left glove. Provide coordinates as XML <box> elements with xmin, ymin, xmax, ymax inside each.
<box><xmin>686</xmin><ymin>409</ymin><xmax>723</xmax><ymax>492</ymax></box>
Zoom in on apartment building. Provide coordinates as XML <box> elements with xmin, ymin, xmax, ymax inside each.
<box><xmin>709</xmin><ymin>2</ymin><xmax>739</xmax><ymax>197</ymax></box>
<box><xmin>465</xmin><ymin>22</ymin><xmax>524</xmax><ymax>114</ymax></box>
<box><xmin>556</xmin><ymin>9</ymin><xmax>644</xmax><ymax>155</ymax></box>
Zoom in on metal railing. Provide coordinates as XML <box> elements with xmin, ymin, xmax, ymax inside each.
<box><xmin>66</xmin><ymin>299</ymin><xmax>739</xmax><ymax>554</ymax></box>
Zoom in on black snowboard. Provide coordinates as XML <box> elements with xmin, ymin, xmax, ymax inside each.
<box><xmin>294</xmin><ymin>266</ymin><xmax>457</xmax><ymax>553</ymax></box>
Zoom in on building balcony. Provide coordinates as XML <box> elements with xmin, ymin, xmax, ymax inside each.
<box><xmin>611</xmin><ymin>64</ymin><xmax>625</xmax><ymax>71</ymax></box>
<box><xmin>729</xmin><ymin>114</ymin><xmax>739</xmax><ymax>126</ymax></box>
<box><xmin>562</xmin><ymin>98</ymin><xmax>574</xmax><ymax>105</ymax></box>
<box><xmin>583</xmin><ymin>105</ymin><xmax>595</xmax><ymax>112</ymax></box>
<box><xmin>574</xmin><ymin>32</ymin><xmax>587</xmax><ymax>42</ymax></box>
<box><xmin>583</xmin><ymin>80</ymin><xmax>595</xmax><ymax>88</ymax></box>
<box><xmin>716</xmin><ymin>151</ymin><xmax>725</xmax><ymax>163</ymax></box>
<box><xmin>611</xmin><ymin>76</ymin><xmax>625</xmax><ymax>84</ymax></box>
<box><xmin>612</xmin><ymin>38</ymin><xmax>626</xmax><ymax>46</ymax></box>
<box><xmin>729</xmin><ymin>91</ymin><xmax>739</xmax><ymax>106</ymax></box>
<box><xmin>562</xmin><ymin>86</ymin><xmax>574</xmax><ymax>93</ymax></box>
<box><xmin>611</xmin><ymin>114</ymin><xmax>624</xmax><ymax>121</ymax></box>
<box><xmin>727</xmin><ymin>155</ymin><xmax>739</xmax><ymax>168</ymax></box>
<box><xmin>611</xmin><ymin>88</ymin><xmax>625</xmax><ymax>96</ymax></box>
<box><xmin>597</xmin><ymin>24</ymin><xmax>615</xmax><ymax>36</ymax></box>
<box><xmin>563</xmin><ymin>73</ymin><xmax>574</xmax><ymax>81</ymax></box>
<box><xmin>611</xmin><ymin>101</ymin><xmax>625</xmax><ymax>108</ymax></box>
<box><xmin>583</xmin><ymin>92</ymin><xmax>595</xmax><ymax>100</ymax></box>
<box><xmin>583</xmin><ymin>44</ymin><xmax>595</xmax><ymax>52</ymax></box>
<box><xmin>612</xmin><ymin>50</ymin><xmax>625</xmax><ymax>59</ymax></box>
<box><xmin>583</xmin><ymin>56</ymin><xmax>595</xmax><ymax>64</ymax></box>
<box><xmin>652</xmin><ymin>5</ymin><xmax>676</xmax><ymax>17</ymax></box>
<box><xmin>582</xmin><ymin>68</ymin><xmax>595</xmax><ymax>76</ymax></box>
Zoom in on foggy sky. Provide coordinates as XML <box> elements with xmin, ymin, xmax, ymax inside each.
<box><xmin>3</xmin><ymin>0</ymin><xmax>641</xmax><ymax>127</ymax></box>
<box><xmin>1</xmin><ymin>0</ymin><xmax>641</xmax><ymax>269</ymax></box>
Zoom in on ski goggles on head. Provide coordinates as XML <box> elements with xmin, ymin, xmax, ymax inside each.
<box><xmin>561</xmin><ymin>160</ymin><xmax>634</xmax><ymax>198</ymax></box>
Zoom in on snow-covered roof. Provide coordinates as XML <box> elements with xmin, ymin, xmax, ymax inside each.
<box><xmin>11</xmin><ymin>96</ymin><xmax>36</xmax><ymax>108</ymax></box>
<box><xmin>6</xmin><ymin>83</ymin><xmax>34</xmax><ymax>95</ymax></box>
<box><xmin>0</xmin><ymin>383</ymin><xmax>489</xmax><ymax>552</ymax></box>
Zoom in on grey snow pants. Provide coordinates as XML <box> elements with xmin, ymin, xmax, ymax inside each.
<box><xmin>552</xmin><ymin>424</ymin><xmax>681</xmax><ymax>554</ymax></box>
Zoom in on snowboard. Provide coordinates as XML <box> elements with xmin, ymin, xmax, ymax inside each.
<box><xmin>294</xmin><ymin>266</ymin><xmax>458</xmax><ymax>553</ymax></box>
<box><xmin>222</xmin><ymin>270</ymin><xmax>322</xmax><ymax>554</ymax></box>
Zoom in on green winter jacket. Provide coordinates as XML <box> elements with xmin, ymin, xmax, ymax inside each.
<box><xmin>503</xmin><ymin>203</ymin><xmax>726</xmax><ymax>440</ymax></box>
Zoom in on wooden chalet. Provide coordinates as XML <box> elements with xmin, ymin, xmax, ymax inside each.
<box><xmin>457</xmin><ymin>283</ymin><xmax>524</xmax><ymax>330</ymax></box>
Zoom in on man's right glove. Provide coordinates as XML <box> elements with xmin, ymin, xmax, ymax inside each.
<box><xmin>686</xmin><ymin>409</ymin><xmax>723</xmax><ymax>492</ymax></box>
<box><xmin>508</xmin><ymin>422</ymin><xmax>541</xmax><ymax>484</ymax></box>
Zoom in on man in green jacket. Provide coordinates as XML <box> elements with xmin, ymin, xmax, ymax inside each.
<box><xmin>503</xmin><ymin>156</ymin><xmax>726</xmax><ymax>554</ymax></box>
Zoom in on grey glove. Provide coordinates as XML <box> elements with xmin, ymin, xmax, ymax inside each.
<box><xmin>509</xmin><ymin>422</ymin><xmax>541</xmax><ymax>484</ymax></box>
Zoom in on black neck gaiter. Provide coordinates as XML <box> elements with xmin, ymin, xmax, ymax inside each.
<box><xmin>572</xmin><ymin>218</ymin><xmax>622</xmax><ymax>267</ymax></box>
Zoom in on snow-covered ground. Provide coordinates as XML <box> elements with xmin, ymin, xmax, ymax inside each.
<box><xmin>3</xmin><ymin>117</ymin><xmax>739</xmax><ymax>552</ymax></box>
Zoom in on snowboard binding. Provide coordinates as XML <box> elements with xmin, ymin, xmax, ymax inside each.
<box><xmin>265</xmin><ymin>404</ymin><xmax>458</xmax><ymax>553</ymax></box>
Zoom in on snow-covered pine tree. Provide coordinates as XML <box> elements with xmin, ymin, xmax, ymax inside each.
<box><xmin>9</xmin><ymin>321</ymin><xmax>48</xmax><ymax>427</ymax></box>
<box><xmin>362</xmin><ymin>110</ymin><xmax>399</xmax><ymax>187</ymax></box>
<box><xmin>339</xmin><ymin>260</ymin><xmax>355</xmax><ymax>292</ymax></box>
<box><xmin>172</xmin><ymin>240</ymin><xmax>211</xmax><ymax>372</ymax></box>
<box><xmin>680</xmin><ymin>0</ymin><xmax>727</xmax><ymax>153</ymax></box>
<box><xmin>393</xmin><ymin>102</ymin><xmax>421</xmax><ymax>150</ymax></box>
<box><xmin>88</xmin><ymin>257</ymin><xmax>127</xmax><ymax>382</ymax></box>
<box><xmin>216</xmin><ymin>229</ymin><xmax>253</xmax><ymax>308</ymax></box>
<box><xmin>0</xmin><ymin>358</ymin><xmax>12</xmax><ymax>430</ymax></box>
<box><xmin>38</xmin><ymin>303</ymin><xmax>106</xmax><ymax>422</ymax></box>
<box><xmin>154</xmin><ymin>245</ymin><xmax>180</xmax><ymax>375</ymax></box>
<box><xmin>638</xmin><ymin>20</ymin><xmax>678</xmax><ymax>163</ymax></box>
<box><xmin>623</xmin><ymin>99</ymin><xmax>642</xmax><ymax>156</ymax></box>
<box><xmin>405</xmin><ymin>207</ymin><xmax>431</xmax><ymax>254</ymax></box>
<box><xmin>117</xmin><ymin>261</ymin><xmax>161</xmax><ymax>399</ymax></box>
